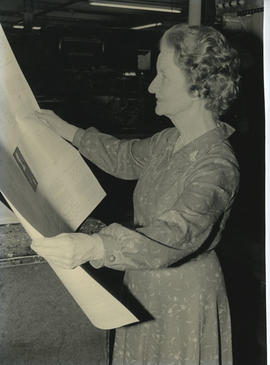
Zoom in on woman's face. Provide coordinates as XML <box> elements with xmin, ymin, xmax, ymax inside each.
<box><xmin>148</xmin><ymin>47</ymin><xmax>194</xmax><ymax>119</ymax></box>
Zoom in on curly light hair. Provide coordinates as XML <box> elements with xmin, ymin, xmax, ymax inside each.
<box><xmin>161</xmin><ymin>24</ymin><xmax>240</xmax><ymax>118</ymax></box>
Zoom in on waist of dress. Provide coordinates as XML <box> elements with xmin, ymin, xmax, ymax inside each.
<box><xmin>123</xmin><ymin>250</ymin><xmax>222</xmax><ymax>292</ymax></box>
<box><xmin>125</xmin><ymin>249</ymin><xmax>218</xmax><ymax>278</ymax></box>
<box><xmin>168</xmin><ymin>248</ymin><xmax>216</xmax><ymax>268</ymax></box>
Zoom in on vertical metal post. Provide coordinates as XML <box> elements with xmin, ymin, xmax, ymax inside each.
<box><xmin>24</xmin><ymin>0</ymin><xmax>33</xmax><ymax>31</ymax></box>
<box><xmin>188</xmin><ymin>0</ymin><xmax>202</xmax><ymax>25</ymax></box>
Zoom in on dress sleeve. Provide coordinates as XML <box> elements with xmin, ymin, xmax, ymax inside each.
<box><xmin>91</xmin><ymin>153</ymin><xmax>240</xmax><ymax>270</ymax></box>
<box><xmin>73</xmin><ymin>127</ymin><xmax>164</xmax><ymax>180</ymax></box>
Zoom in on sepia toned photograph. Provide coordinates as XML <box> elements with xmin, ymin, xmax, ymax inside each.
<box><xmin>0</xmin><ymin>1</ymin><xmax>266</xmax><ymax>364</ymax></box>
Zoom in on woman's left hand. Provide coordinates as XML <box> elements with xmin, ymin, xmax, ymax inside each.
<box><xmin>35</xmin><ymin>109</ymin><xmax>78</xmax><ymax>142</ymax></box>
<box><xmin>31</xmin><ymin>233</ymin><xmax>104</xmax><ymax>269</ymax></box>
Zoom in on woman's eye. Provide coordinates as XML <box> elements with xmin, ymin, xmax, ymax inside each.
<box><xmin>158</xmin><ymin>72</ymin><xmax>167</xmax><ymax>80</ymax></box>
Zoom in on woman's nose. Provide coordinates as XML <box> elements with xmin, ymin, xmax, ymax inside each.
<box><xmin>148</xmin><ymin>76</ymin><xmax>157</xmax><ymax>94</ymax></box>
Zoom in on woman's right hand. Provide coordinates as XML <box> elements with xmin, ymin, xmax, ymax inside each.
<box><xmin>36</xmin><ymin>109</ymin><xmax>79</xmax><ymax>142</ymax></box>
<box><xmin>31</xmin><ymin>232</ymin><xmax>105</xmax><ymax>270</ymax></box>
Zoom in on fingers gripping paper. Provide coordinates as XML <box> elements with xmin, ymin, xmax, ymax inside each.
<box><xmin>0</xmin><ymin>25</ymin><xmax>138</xmax><ymax>329</ymax></box>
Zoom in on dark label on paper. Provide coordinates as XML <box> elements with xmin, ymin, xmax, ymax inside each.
<box><xmin>13</xmin><ymin>147</ymin><xmax>38</xmax><ymax>192</ymax></box>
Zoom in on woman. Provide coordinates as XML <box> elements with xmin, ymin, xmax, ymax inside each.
<box><xmin>32</xmin><ymin>24</ymin><xmax>240</xmax><ymax>365</ymax></box>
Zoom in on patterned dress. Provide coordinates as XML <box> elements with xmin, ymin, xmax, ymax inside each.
<box><xmin>73</xmin><ymin>122</ymin><xmax>239</xmax><ymax>365</ymax></box>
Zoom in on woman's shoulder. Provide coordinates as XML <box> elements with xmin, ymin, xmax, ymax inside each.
<box><xmin>207</xmin><ymin>139</ymin><xmax>239</xmax><ymax>168</ymax></box>
<box><xmin>190</xmin><ymin>141</ymin><xmax>240</xmax><ymax>190</ymax></box>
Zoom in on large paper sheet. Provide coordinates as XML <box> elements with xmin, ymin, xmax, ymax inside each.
<box><xmin>0</xmin><ymin>109</ymin><xmax>107</xmax><ymax>236</ymax></box>
<box><xmin>0</xmin><ymin>24</ymin><xmax>138</xmax><ymax>329</ymax></box>
<box><xmin>0</xmin><ymin>25</ymin><xmax>105</xmax><ymax>236</ymax></box>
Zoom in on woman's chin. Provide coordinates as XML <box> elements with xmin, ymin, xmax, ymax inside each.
<box><xmin>155</xmin><ymin>105</ymin><xmax>165</xmax><ymax>116</ymax></box>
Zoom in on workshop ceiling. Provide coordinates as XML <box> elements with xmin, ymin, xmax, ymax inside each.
<box><xmin>0</xmin><ymin>0</ymin><xmax>189</xmax><ymax>32</ymax></box>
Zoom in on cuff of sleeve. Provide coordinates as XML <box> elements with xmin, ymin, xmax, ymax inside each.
<box><xmin>89</xmin><ymin>233</ymin><xmax>105</xmax><ymax>269</ymax></box>
<box><xmin>97</xmin><ymin>224</ymin><xmax>128</xmax><ymax>270</ymax></box>
<box><xmin>72</xmin><ymin>128</ymin><xmax>85</xmax><ymax>147</ymax></box>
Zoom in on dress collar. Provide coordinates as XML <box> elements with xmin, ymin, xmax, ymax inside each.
<box><xmin>171</xmin><ymin>122</ymin><xmax>235</xmax><ymax>160</ymax></box>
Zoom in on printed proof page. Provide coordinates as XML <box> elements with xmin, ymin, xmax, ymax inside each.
<box><xmin>0</xmin><ymin>25</ymin><xmax>138</xmax><ymax>329</ymax></box>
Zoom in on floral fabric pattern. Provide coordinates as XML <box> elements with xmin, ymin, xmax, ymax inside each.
<box><xmin>73</xmin><ymin>123</ymin><xmax>239</xmax><ymax>365</ymax></box>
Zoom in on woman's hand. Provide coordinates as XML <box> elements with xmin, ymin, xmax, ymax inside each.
<box><xmin>31</xmin><ymin>233</ymin><xmax>104</xmax><ymax>269</ymax></box>
<box><xmin>36</xmin><ymin>109</ymin><xmax>78</xmax><ymax>142</ymax></box>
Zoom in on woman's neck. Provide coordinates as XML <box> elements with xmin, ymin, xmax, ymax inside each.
<box><xmin>170</xmin><ymin>102</ymin><xmax>217</xmax><ymax>145</ymax></box>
